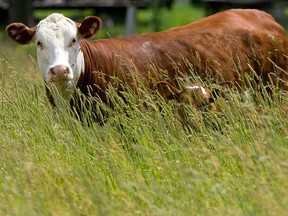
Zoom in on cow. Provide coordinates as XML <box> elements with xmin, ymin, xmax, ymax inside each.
<box><xmin>6</xmin><ymin>9</ymin><xmax>288</xmax><ymax>123</ymax></box>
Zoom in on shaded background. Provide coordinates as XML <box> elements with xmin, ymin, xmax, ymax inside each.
<box><xmin>0</xmin><ymin>0</ymin><xmax>287</xmax><ymax>38</ymax></box>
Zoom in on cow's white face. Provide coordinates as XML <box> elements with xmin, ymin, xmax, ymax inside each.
<box><xmin>6</xmin><ymin>13</ymin><xmax>101</xmax><ymax>105</ymax></box>
<box><xmin>36</xmin><ymin>14</ymin><xmax>81</xmax><ymax>83</ymax></box>
<box><xmin>35</xmin><ymin>14</ymin><xmax>83</xmax><ymax>102</ymax></box>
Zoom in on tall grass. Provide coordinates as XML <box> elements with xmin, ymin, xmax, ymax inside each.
<box><xmin>1</xmin><ymin>42</ymin><xmax>288</xmax><ymax>215</ymax></box>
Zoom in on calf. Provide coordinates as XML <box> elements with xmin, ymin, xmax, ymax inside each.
<box><xmin>156</xmin><ymin>81</ymin><xmax>216</xmax><ymax>110</ymax></box>
<box><xmin>6</xmin><ymin>9</ymin><xmax>288</xmax><ymax>121</ymax></box>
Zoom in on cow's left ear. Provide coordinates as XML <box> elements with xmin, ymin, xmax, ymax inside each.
<box><xmin>77</xmin><ymin>16</ymin><xmax>102</xmax><ymax>39</ymax></box>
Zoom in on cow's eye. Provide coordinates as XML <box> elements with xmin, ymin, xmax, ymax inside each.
<box><xmin>70</xmin><ymin>38</ymin><xmax>77</xmax><ymax>47</ymax></box>
<box><xmin>36</xmin><ymin>41</ymin><xmax>43</xmax><ymax>49</ymax></box>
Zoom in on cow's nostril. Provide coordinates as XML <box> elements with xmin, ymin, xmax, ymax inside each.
<box><xmin>64</xmin><ymin>67</ymin><xmax>70</xmax><ymax>75</ymax></box>
<box><xmin>49</xmin><ymin>68</ymin><xmax>56</xmax><ymax>76</ymax></box>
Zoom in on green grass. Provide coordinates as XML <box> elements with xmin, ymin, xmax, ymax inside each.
<box><xmin>1</xmin><ymin>3</ymin><xmax>288</xmax><ymax>216</ymax></box>
<box><xmin>1</xmin><ymin>41</ymin><xmax>288</xmax><ymax>216</ymax></box>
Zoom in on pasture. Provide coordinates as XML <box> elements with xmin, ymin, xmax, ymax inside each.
<box><xmin>1</xmin><ymin>3</ymin><xmax>288</xmax><ymax>216</ymax></box>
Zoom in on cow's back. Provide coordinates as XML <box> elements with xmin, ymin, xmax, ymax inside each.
<box><xmin>78</xmin><ymin>9</ymin><xmax>288</xmax><ymax>97</ymax></box>
<box><xmin>156</xmin><ymin>9</ymin><xmax>288</xmax><ymax>88</ymax></box>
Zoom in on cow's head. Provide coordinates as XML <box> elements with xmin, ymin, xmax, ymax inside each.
<box><xmin>156</xmin><ymin>81</ymin><xmax>222</xmax><ymax>126</ymax></box>
<box><xmin>156</xmin><ymin>81</ymin><xmax>214</xmax><ymax>109</ymax></box>
<box><xmin>6</xmin><ymin>13</ymin><xmax>102</xmax><ymax>105</ymax></box>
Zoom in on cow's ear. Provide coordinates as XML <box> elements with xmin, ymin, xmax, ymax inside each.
<box><xmin>77</xmin><ymin>16</ymin><xmax>102</xmax><ymax>39</ymax></box>
<box><xmin>6</xmin><ymin>23</ymin><xmax>35</xmax><ymax>44</ymax></box>
<box><xmin>156</xmin><ymin>81</ymin><xmax>182</xmax><ymax>100</ymax></box>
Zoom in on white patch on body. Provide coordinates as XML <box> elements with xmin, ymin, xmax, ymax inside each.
<box><xmin>142</xmin><ymin>41</ymin><xmax>152</xmax><ymax>55</ymax></box>
<box><xmin>185</xmin><ymin>85</ymin><xmax>208</xmax><ymax>96</ymax></box>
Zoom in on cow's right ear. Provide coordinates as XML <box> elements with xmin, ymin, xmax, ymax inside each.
<box><xmin>77</xmin><ymin>16</ymin><xmax>102</xmax><ymax>39</ymax></box>
<box><xmin>6</xmin><ymin>23</ymin><xmax>35</xmax><ymax>44</ymax></box>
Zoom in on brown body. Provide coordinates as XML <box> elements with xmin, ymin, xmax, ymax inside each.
<box><xmin>76</xmin><ymin>9</ymin><xmax>288</xmax><ymax>102</ymax></box>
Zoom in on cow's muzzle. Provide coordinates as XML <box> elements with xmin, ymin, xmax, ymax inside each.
<box><xmin>48</xmin><ymin>64</ymin><xmax>71</xmax><ymax>82</ymax></box>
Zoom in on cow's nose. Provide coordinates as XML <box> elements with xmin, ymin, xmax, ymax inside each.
<box><xmin>48</xmin><ymin>65</ymin><xmax>70</xmax><ymax>81</ymax></box>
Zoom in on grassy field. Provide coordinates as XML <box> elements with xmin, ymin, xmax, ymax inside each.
<box><xmin>1</xmin><ymin>3</ymin><xmax>288</xmax><ymax>216</ymax></box>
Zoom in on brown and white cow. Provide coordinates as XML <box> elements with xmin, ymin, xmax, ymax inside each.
<box><xmin>6</xmin><ymin>9</ymin><xmax>288</xmax><ymax>120</ymax></box>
